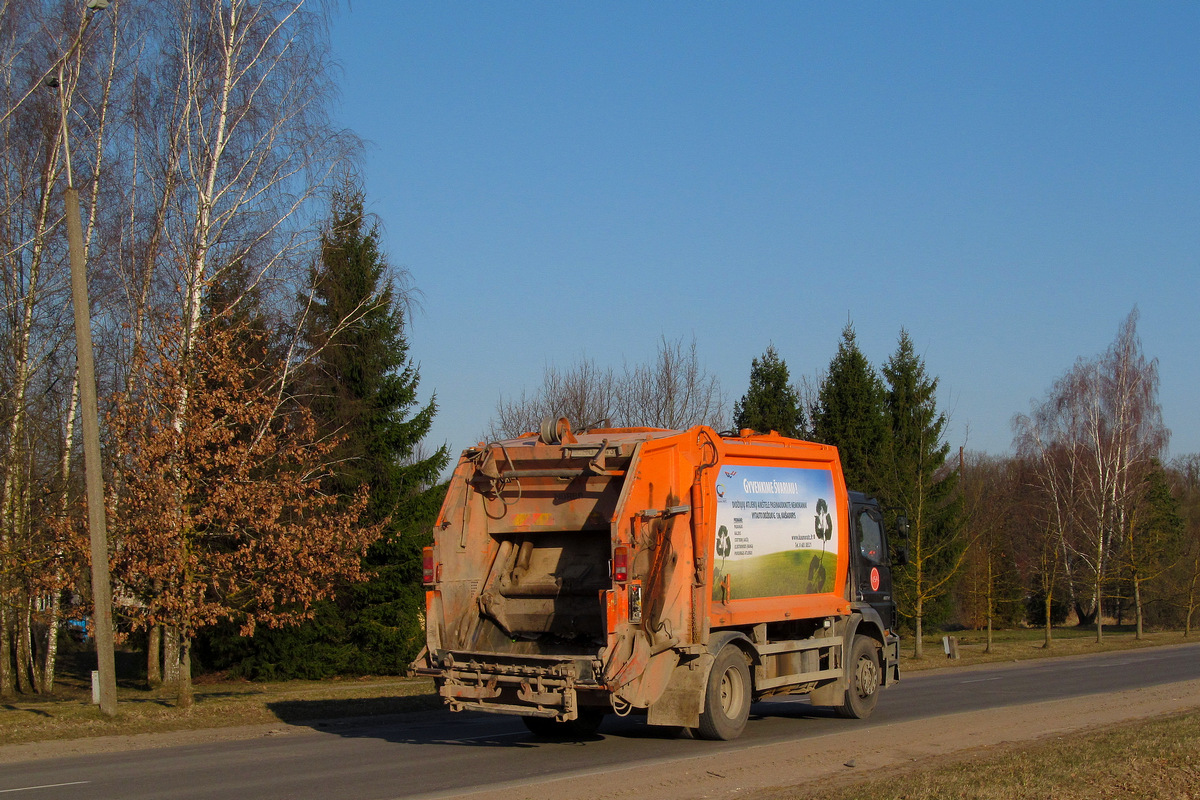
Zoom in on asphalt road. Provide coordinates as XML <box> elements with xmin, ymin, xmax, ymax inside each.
<box><xmin>4</xmin><ymin>642</ymin><xmax>1199</xmax><ymax>800</ymax></box>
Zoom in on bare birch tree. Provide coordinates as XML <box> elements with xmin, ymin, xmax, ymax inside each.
<box><xmin>617</xmin><ymin>335</ymin><xmax>725</xmax><ymax>430</ymax></box>
<box><xmin>0</xmin><ymin>0</ymin><xmax>358</xmax><ymax>697</ymax></box>
<box><xmin>0</xmin><ymin>0</ymin><xmax>123</xmax><ymax>697</ymax></box>
<box><xmin>1014</xmin><ymin>309</ymin><xmax>1168</xmax><ymax>643</ymax></box>
<box><xmin>109</xmin><ymin>0</ymin><xmax>356</xmax><ymax>690</ymax></box>
<box><xmin>485</xmin><ymin>336</ymin><xmax>727</xmax><ymax>441</ymax></box>
<box><xmin>487</xmin><ymin>358</ymin><xmax>619</xmax><ymax>441</ymax></box>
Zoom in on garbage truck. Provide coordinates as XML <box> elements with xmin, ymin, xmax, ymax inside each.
<box><xmin>413</xmin><ymin>420</ymin><xmax>904</xmax><ymax>740</ymax></box>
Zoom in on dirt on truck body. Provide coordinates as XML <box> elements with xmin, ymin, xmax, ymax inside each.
<box><xmin>413</xmin><ymin>420</ymin><xmax>904</xmax><ymax>740</ymax></box>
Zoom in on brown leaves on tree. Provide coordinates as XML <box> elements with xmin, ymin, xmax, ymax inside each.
<box><xmin>109</xmin><ymin>319</ymin><xmax>382</xmax><ymax>643</ymax></box>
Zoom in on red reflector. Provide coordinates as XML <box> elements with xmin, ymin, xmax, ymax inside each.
<box><xmin>613</xmin><ymin>546</ymin><xmax>629</xmax><ymax>582</ymax></box>
<box><xmin>422</xmin><ymin>547</ymin><xmax>436</xmax><ymax>584</ymax></box>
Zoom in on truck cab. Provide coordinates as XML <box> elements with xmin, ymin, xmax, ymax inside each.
<box><xmin>847</xmin><ymin>492</ymin><xmax>902</xmax><ymax>683</ymax></box>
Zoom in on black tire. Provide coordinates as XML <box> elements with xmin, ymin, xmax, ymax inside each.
<box><xmin>695</xmin><ymin>644</ymin><xmax>752</xmax><ymax>741</ymax></box>
<box><xmin>522</xmin><ymin>707</ymin><xmax>605</xmax><ymax>739</ymax></box>
<box><xmin>837</xmin><ymin>635</ymin><xmax>881</xmax><ymax>719</ymax></box>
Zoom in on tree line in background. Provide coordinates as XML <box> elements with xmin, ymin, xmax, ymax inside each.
<box><xmin>0</xmin><ymin>1</ymin><xmax>445</xmax><ymax>703</ymax></box>
<box><xmin>3</xmin><ymin>2</ymin><xmax>1198</xmax><ymax>704</ymax></box>
<box><xmin>490</xmin><ymin>310</ymin><xmax>1200</xmax><ymax>656</ymax></box>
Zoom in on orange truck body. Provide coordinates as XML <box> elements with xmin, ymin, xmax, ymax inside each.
<box><xmin>414</xmin><ymin>422</ymin><xmax>902</xmax><ymax>739</ymax></box>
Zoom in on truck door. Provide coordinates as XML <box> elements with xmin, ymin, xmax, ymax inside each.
<box><xmin>851</xmin><ymin>504</ymin><xmax>897</xmax><ymax>630</ymax></box>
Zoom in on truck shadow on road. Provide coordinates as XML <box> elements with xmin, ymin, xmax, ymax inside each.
<box><xmin>265</xmin><ymin>697</ymin><xmax>849</xmax><ymax>750</ymax></box>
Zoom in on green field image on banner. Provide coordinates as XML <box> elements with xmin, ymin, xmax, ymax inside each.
<box><xmin>711</xmin><ymin>463</ymin><xmax>840</xmax><ymax>602</ymax></box>
<box><xmin>712</xmin><ymin>548</ymin><xmax>839</xmax><ymax>600</ymax></box>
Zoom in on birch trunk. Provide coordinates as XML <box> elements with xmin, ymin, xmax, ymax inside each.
<box><xmin>40</xmin><ymin>588</ymin><xmax>62</xmax><ymax>694</ymax></box>
<box><xmin>1094</xmin><ymin>537</ymin><xmax>1105</xmax><ymax>643</ymax></box>
<box><xmin>42</xmin><ymin>374</ymin><xmax>81</xmax><ymax>696</ymax></box>
<box><xmin>0</xmin><ymin>94</ymin><xmax>61</xmax><ymax>702</ymax></box>
<box><xmin>0</xmin><ymin>603</ymin><xmax>10</xmax><ymax>696</ymax></box>
<box><xmin>161</xmin><ymin>5</ymin><xmax>243</xmax><ymax>711</ymax></box>
<box><xmin>16</xmin><ymin>596</ymin><xmax>34</xmax><ymax>693</ymax></box>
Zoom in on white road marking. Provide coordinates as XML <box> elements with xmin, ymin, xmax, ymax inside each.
<box><xmin>0</xmin><ymin>782</ymin><xmax>90</xmax><ymax>794</ymax></box>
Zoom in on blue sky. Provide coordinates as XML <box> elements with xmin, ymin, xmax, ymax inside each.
<box><xmin>328</xmin><ymin>2</ymin><xmax>1199</xmax><ymax>463</ymax></box>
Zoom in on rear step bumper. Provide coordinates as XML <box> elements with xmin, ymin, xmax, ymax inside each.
<box><xmin>415</xmin><ymin>650</ymin><xmax>603</xmax><ymax>721</ymax></box>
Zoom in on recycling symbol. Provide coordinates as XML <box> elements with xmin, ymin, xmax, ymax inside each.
<box><xmin>814</xmin><ymin>498</ymin><xmax>833</xmax><ymax>542</ymax></box>
<box><xmin>715</xmin><ymin>525</ymin><xmax>732</xmax><ymax>559</ymax></box>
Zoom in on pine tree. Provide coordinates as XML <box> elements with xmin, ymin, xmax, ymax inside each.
<box><xmin>811</xmin><ymin>324</ymin><xmax>886</xmax><ymax>492</ymax></box>
<box><xmin>881</xmin><ymin>329</ymin><xmax>962</xmax><ymax>657</ymax></box>
<box><xmin>206</xmin><ymin>185</ymin><xmax>449</xmax><ymax>677</ymax></box>
<box><xmin>733</xmin><ymin>345</ymin><xmax>806</xmax><ymax>438</ymax></box>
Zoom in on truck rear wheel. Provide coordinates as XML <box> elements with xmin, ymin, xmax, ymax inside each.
<box><xmin>837</xmin><ymin>635</ymin><xmax>881</xmax><ymax>719</ymax></box>
<box><xmin>695</xmin><ymin>645</ymin><xmax>751</xmax><ymax>741</ymax></box>
<box><xmin>522</xmin><ymin>708</ymin><xmax>605</xmax><ymax>739</ymax></box>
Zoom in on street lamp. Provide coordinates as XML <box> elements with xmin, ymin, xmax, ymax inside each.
<box><xmin>53</xmin><ymin>0</ymin><xmax>117</xmax><ymax>717</ymax></box>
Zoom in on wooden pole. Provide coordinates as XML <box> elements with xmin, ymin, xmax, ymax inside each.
<box><xmin>65</xmin><ymin>186</ymin><xmax>117</xmax><ymax>715</ymax></box>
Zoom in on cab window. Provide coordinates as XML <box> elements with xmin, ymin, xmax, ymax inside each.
<box><xmin>858</xmin><ymin>511</ymin><xmax>885</xmax><ymax>564</ymax></box>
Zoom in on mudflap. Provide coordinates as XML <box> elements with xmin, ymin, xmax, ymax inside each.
<box><xmin>882</xmin><ymin>632</ymin><xmax>900</xmax><ymax>684</ymax></box>
<box><xmin>808</xmin><ymin>676</ymin><xmax>844</xmax><ymax>706</ymax></box>
<box><xmin>646</xmin><ymin>651</ymin><xmax>713</xmax><ymax>728</ymax></box>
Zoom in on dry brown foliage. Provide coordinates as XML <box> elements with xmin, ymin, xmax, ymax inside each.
<box><xmin>108</xmin><ymin>319</ymin><xmax>381</xmax><ymax>650</ymax></box>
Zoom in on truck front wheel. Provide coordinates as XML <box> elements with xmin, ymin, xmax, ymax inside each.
<box><xmin>695</xmin><ymin>645</ymin><xmax>751</xmax><ymax>740</ymax></box>
<box><xmin>837</xmin><ymin>635</ymin><xmax>881</xmax><ymax>719</ymax></box>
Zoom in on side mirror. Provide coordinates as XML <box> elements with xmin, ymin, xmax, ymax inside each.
<box><xmin>893</xmin><ymin>546</ymin><xmax>908</xmax><ymax>567</ymax></box>
<box><xmin>895</xmin><ymin>515</ymin><xmax>910</xmax><ymax>537</ymax></box>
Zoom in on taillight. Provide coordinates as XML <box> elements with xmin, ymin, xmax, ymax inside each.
<box><xmin>422</xmin><ymin>547</ymin><xmax>436</xmax><ymax>585</ymax></box>
<box><xmin>613</xmin><ymin>545</ymin><xmax>629</xmax><ymax>582</ymax></box>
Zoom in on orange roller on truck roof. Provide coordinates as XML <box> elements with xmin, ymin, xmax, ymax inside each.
<box><xmin>413</xmin><ymin>419</ymin><xmax>906</xmax><ymax>740</ymax></box>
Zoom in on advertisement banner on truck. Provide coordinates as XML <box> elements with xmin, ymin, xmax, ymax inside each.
<box><xmin>712</xmin><ymin>464</ymin><xmax>839</xmax><ymax>601</ymax></box>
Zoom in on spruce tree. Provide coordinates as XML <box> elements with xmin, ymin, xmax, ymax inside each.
<box><xmin>811</xmin><ymin>324</ymin><xmax>887</xmax><ymax>492</ymax></box>
<box><xmin>881</xmin><ymin>329</ymin><xmax>961</xmax><ymax>657</ymax></box>
<box><xmin>304</xmin><ymin>186</ymin><xmax>449</xmax><ymax>674</ymax></box>
<box><xmin>204</xmin><ymin>185</ymin><xmax>449</xmax><ymax>678</ymax></box>
<box><xmin>733</xmin><ymin>345</ymin><xmax>806</xmax><ymax>438</ymax></box>
<box><xmin>301</xmin><ymin>187</ymin><xmax>447</xmax><ymax>511</ymax></box>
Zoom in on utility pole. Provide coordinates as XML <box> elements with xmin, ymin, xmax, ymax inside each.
<box><xmin>57</xmin><ymin>0</ymin><xmax>117</xmax><ymax>716</ymax></box>
<box><xmin>65</xmin><ymin>186</ymin><xmax>117</xmax><ymax>715</ymax></box>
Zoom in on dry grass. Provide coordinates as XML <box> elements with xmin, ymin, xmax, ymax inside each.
<box><xmin>899</xmin><ymin>626</ymin><xmax>1193</xmax><ymax>672</ymax></box>
<box><xmin>776</xmin><ymin>711</ymin><xmax>1200</xmax><ymax>800</ymax></box>
<box><xmin>0</xmin><ymin>676</ymin><xmax>438</xmax><ymax>746</ymax></box>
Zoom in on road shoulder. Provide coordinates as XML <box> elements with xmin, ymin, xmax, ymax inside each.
<box><xmin>445</xmin><ymin>678</ymin><xmax>1200</xmax><ymax>800</ymax></box>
